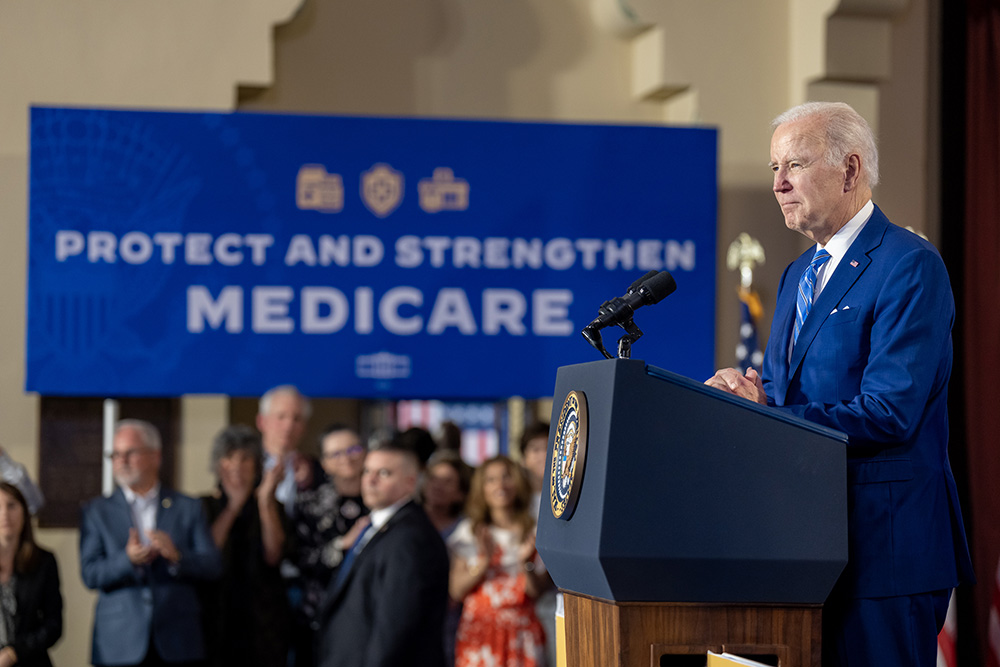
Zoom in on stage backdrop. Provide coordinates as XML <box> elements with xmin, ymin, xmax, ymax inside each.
<box><xmin>27</xmin><ymin>107</ymin><xmax>717</xmax><ymax>398</ymax></box>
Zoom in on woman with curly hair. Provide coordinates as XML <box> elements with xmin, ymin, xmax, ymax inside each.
<box><xmin>448</xmin><ymin>455</ymin><xmax>550</xmax><ymax>667</ymax></box>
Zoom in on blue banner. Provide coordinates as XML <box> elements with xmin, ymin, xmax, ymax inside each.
<box><xmin>27</xmin><ymin>107</ymin><xmax>717</xmax><ymax>398</ymax></box>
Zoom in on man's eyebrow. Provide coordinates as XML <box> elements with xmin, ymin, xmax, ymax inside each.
<box><xmin>768</xmin><ymin>157</ymin><xmax>806</xmax><ymax>168</ymax></box>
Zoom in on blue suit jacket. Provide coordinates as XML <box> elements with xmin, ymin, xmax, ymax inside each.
<box><xmin>762</xmin><ymin>205</ymin><xmax>974</xmax><ymax>599</ymax></box>
<box><xmin>80</xmin><ymin>487</ymin><xmax>222</xmax><ymax>666</ymax></box>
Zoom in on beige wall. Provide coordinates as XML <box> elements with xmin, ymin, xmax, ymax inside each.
<box><xmin>0</xmin><ymin>0</ymin><xmax>936</xmax><ymax>662</ymax></box>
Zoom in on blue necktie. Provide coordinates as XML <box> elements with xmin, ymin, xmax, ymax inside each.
<box><xmin>333</xmin><ymin>523</ymin><xmax>374</xmax><ymax>589</ymax></box>
<box><xmin>793</xmin><ymin>248</ymin><xmax>832</xmax><ymax>347</ymax></box>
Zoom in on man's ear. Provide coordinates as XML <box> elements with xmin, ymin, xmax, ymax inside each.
<box><xmin>844</xmin><ymin>153</ymin><xmax>863</xmax><ymax>192</ymax></box>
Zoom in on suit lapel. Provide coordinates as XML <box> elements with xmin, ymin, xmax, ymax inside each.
<box><xmin>156</xmin><ymin>487</ymin><xmax>176</xmax><ymax>535</ymax></box>
<box><xmin>770</xmin><ymin>254</ymin><xmax>810</xmax><ymax>403</ymax></box>
<box><xmin>787</xmin><ymin>207</ymin><xmax>889</xmax><ymax>379</ymax></box>
<box><xmin>108</xmin><ymin>487</ymin><xmax>136</xmax><ymax>544</ymax></box>
<box><xmin>325</xmin><ymin>501</ymin><xmax>416</xmax><ymax>607</ymax></box>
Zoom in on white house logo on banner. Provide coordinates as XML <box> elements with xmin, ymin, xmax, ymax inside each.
<box><xmin>361</xmin><ymin>163</ymin><xmax>404</xmax><ymax>218</ymax></box>
<box><xmin>355</xmin><ymin>351</ymin><xmax>411</xmax><ymax>380</ymax></box>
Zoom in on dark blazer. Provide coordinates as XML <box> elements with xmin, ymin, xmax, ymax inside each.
<box><xmin>11</xmin><ymin>548</ymin><xmax>62</xmax><ymax>667</ymax></box>
<box><xmin>316</xmin><ymin>500</ymin><xmax>449</xmax><ymax>667</ymax></box>
<box><xmin>762</xmin><ymin>205</ymin><xmax>975</xmax><ymax>598</ymax></box>
<box><xmin>80</xmin><ymin>487</ymin><xmax>222</xmax><ymax>666</ymax></box>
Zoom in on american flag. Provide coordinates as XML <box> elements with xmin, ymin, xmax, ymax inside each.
<box><xmin>736</xmin><ymin>286</ymin><xmax>764</xmax><ymax>372</ymax></box>
<box><xmin>937</xmin><ymin>590</ymin><xmax>957</xmax><ymax>667</ymax></box>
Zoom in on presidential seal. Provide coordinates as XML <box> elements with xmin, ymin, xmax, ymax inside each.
<box><xmin>550</xmin><ymin>390</ymin><xmax>588</xmax><ymax>520</ymax></box>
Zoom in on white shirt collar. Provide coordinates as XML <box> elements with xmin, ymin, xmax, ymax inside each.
<box><xmin>369</xmin><ymin>495</ymin><xmax>411</xmax><ymax>532</ymax></box>
<box><xmin>814</xmin><ymin>199</ymin><xmax>874</xmax><ymax>295</ymax></box>
<box><xmin>121</xmin><ymin>482</ymin><xmax>160</xmax><ymax>506</ymax></box>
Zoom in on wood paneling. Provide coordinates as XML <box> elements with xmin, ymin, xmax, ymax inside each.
<box><xmin>563</xmin><ymin>592</ymin><xmax>821</xmax><ymax>667</ymax></box>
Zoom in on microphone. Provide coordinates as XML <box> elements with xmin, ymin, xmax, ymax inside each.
<box><xmin>627</xmin><ymin>270</ymin><xmax>659</xmax><ymax>295</ymax></box>
<box><xmin>586</xmin><ymin>270</ymin><xmax>676</xmax><ymax>332</ymax></box>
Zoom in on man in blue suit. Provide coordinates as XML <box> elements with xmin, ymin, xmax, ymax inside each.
<box><xmin>707</xmin><ymin>102</ymin><xmax>974</xmax><ymax>666</ymax></box>
<box><xmin>81</xmin><ymin>419</ymin><xmax>221</xmax><ymax>666</ymax></box>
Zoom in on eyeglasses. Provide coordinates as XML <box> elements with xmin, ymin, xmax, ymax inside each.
<box><xmin>106</xmin><ymin>448</ymin><xmax>149</xmax><ymax>462</ymax></box>
<box><xmin>322</xmin><ymin>444</ymin><xmax>365</xmax><ymax>460</ymax></box>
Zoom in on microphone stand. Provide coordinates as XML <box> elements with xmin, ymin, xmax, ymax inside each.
<box><xmin>582</xmin><ymin>317</ymin><xmax>644</xmax><ymax>360</ymax></box>
<box><xmin>615</xmin><ymin>318</ymin><xmax>643</xmax><ymax>359</ymax></box>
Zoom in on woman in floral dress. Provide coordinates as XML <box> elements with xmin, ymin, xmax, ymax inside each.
<box><xmin>448</xmin><ymin>455</ymin><xmax>550</xmax><ymax>667</ymax></box>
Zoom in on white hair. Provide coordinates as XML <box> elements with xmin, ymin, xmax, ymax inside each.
<box><xmin>259</xmin><ymin>384</ymin><xmax>312</xmax><ymax>420</ymax></box>
<box><xmin>772</xmin><ymin>101</ymin><xmax>880</xmax><ymax>187</ymax></box>
<box><xmin>115</xmin><ymin>419</ymin><xmax>161</xmax><ymax>451</ymax></box>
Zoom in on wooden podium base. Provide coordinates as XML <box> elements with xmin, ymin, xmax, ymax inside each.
<box><xmin>562</xmin><ymin>592</ymin><xmax>822</xmax><ymax>667</ymax></box>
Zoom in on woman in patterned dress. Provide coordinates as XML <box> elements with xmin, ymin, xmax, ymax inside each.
<box><xmin>293</xmin><ymin>425</ymin><xmax>371</xmax><ymax>626</ymax></box>
<box><xmin>448</xmin><ymin>455</ymin><xmax>549</xmax><ymax>667</ymax></box>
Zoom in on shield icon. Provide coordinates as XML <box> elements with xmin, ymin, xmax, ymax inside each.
<box><xmin>361</xmin><ymin>163</ymin><xmax>404</xmax><ymax>218</ymax></box>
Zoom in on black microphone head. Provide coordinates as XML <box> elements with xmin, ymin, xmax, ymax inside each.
<box><xmin>627</xmin><ymin>270</ymin><xmax>659</xmax><ymax>294</ymax></box>
<box><xmin>638</xmin><ymin>270</ymin><xmax>676</xmax><ymax>304</ymax></box>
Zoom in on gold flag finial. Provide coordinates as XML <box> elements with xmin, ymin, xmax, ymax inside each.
<box><xmin>726</xmin><ymin>233</ymin><xmax>765</xmax><ymax>288</ymax></box>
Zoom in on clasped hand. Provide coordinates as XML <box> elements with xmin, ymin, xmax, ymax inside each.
<box><xmin>127</xmin><ymin>527</ymin><xmax>180</xmax><ymax>565</ymax></box>
<box><xmin>704</xmin><ymin>367</ymin><xmax>768</xmax><ymax>405</ymax></box>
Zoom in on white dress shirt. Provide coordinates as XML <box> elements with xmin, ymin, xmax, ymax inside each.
<box><xmin>122</xmin><ymin>482</ymin><xmax>160</xmax><ymax>545</ymax></box>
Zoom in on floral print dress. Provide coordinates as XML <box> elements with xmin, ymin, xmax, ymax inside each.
<box><xmin>448</xmin><ymin>519</ymin><xmax>546</xmax><ymax>667</ymax></box>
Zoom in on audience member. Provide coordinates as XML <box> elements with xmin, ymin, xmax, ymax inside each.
<box><xmin>421</xmin><ymin>450</ymin><xmax>474</xmax><ymax>667</ymax></box>
<box><xmin>517</xmin><ymin>423</ymin><xmax>556</xmax><ymax>667</ymax></box>
<box><xmin>317</xmin><ymin>437</ymin><xmax>449</xmax><ymax>667</ymax></box>
<box><xmin>293</xmin><ymin>424</ymin><xmax>371</xmax><ymax>665</ymax></box>
<box><xmin>436</xmin><ymin>421</ymin><xmax>463</xmax><ymax>454</ymax></box>
<box><xmin>0</xmin><ymin>448</ymin><xmax>43</xmax><ymax>516</ymax></box>
<box><xmin>80</xmin><ymin>419</ymin><xmax>221</xmax><ymax>667</ymax></box>
<box><xmin>200</xmin><ymin>424</ymin><xmax>290</xmax><ymax>667</ymax></box>
<box><xmin>397</xmin><ymin>427</ymin><xmax>438</xmax><ymax>468</ymax></box>
<box><xmin>256</xmin><ymin>385</ymin><xmax>325</xmax><ymax>666</ymax></box>
<box><xmin>517</xmin><ymin>422</ymin><xmax>549</xmax><ymax>520</ymax></box>
<box><xmin>422</xmin><ymin>451</ymin><xmax>473</xmax><ymax>539</ymax></box>
<box><xmin>449</xmin><ymin>455</ymin><xmax>549</xmax><ymax>667</ymax></box>
<box><xmin>0</xmin><ymin>482</ymin><xmax>62</xmax><ymax>667</ymax></box>
<box><xmin>256</xmin><ymin>385</ymin><xmax>313</xmax><ymax>515</ymax></box>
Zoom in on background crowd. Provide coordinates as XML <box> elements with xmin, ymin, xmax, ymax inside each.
<box><xmin>2</xmin><ymin>384</ymin><xmax>557</xmax><ymax>667</ymax></box>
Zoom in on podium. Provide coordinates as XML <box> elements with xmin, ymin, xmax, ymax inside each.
<box><xmin>536</xmin><ymin>359</ymin><xmax>848</xmax><ymax>667</ymax></box>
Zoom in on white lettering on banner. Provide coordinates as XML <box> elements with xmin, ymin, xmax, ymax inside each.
<box><xmin>55</xmin><ymin>230</ymin><xmax>696</xmax><ymax>271</ymax></box>
<box><xmin>392</xmin><ymin>235</ymin><xmax>696</xmax><ymax>271</ymax></box>
<box><xmin>301</xmin><ymin>287</ymin><xmax>350</xmax><ymax>333</ymax></box>
<box><xmin>380</xmin><ymin>287</ymin><xmax>423</xmax><ymax>336</ymax></box>
<box><xmin>55</xmin><ymin>230</ymin><xmax>84</xmax><ymax>261</ymax></box>
<box><xmin>285</xmin><ymin>235</ymin><xmax>385</xmax><ymax>267</ymax></box>
<box><xmin>187</xmin><ymin>286</ymin><xmax>244</xmax><ymax>333</ymax></box>
<box><xmin>253</xmin><ymin>286</ymin><xmax>295</xmax><ymax>333</ymax></box>
<box><xmin>427</xmin><ymin>289</ymin><xmax>477</xmax><ymax>334</ymax></box>
<box><xmin>482</xmin><ymin>289</ymin><xmax>526</xmax><ymax>335</ymax></box>
<box><xmin>185</xmin><ymin>286</ymin><xmax>573</xmax><ymax>336</ymax></box>
<box><xmin>55</xmin><ymin>230</ymin><xmax>276</xmax><ymax>266</ymax></box>
<box><xmin>532</xmin><ymin>290</ymin><xmax>574</xmax><ymax>335</ymax></box>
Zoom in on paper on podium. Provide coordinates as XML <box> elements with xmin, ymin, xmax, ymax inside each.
<box><xmin>706</xmin><ymin>651</ymin><xmax>773</xmax><ymax>666</ymax></box>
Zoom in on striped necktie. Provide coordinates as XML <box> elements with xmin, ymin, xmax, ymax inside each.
<box><xmin>793</xmin><ymin>248</ymin><xmax>832</xmax><ymax>347</ymax></box>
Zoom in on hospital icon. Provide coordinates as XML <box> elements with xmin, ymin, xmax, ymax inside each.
<box><xmin>419</xmin><ymin>167</ymin><xmax>469</xmax><ymax>213</ymax></box>
<box><xmin>296</xmin><ymin>164</ymin><xmax>344</xmax><ymax>213</ymax></box>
